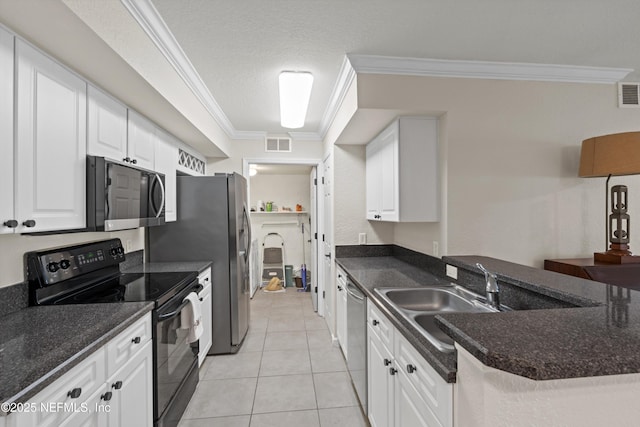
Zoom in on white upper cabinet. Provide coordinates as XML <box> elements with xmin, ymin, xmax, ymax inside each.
<box><xmin>87</xmin><ymin>84</ymin><xmax>128</xmax><ymax>161</ymax></box>
<box><xmin>366</xmin><ymin>117</ymin><xmax>439</xmax><ymax>222</ymax></box>
<box><xmin>0</xmin><ymin>27</ymin><xmax>14</xmax><ymax>235</ymax></box>
<box><xmin>127</xmin><ymin>110</ymin><xmax>156</xmax><ymax>170</ymax></box>
<box><xmin>155</xmin><ymin>128</ymin><xmax>179</xmax><ymax>222</ymax></box>
<box><xmin>14</xmin><ymin>40</ymin><xmax>87</xmax><ymax>233</ymax></box>
<box><xmin>88</xmin><ymin>87</ymin><xmax>156</xmax><ymax>171</ymax></box>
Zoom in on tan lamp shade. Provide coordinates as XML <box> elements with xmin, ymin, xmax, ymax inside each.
<box><xmin>579</xmin><ymin>132</ymin><xmax>640</xmax><ymax>177</ymax></box>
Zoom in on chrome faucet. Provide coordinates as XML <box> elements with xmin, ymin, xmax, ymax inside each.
<box><xmin>476</xmin><ymin>263</ymin><xmax>500</xmax><ymax>310</ymax></box>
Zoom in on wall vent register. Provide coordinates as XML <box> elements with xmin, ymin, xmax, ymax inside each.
<box><xmin>265</xmin><ymin>137</ymin><xmax>292</xmax><ymax>152</ymax></box>
<box><xmin>618</xmin><ymin>82</ymin><xmax>640</xmax><ymax>107</ymax></box>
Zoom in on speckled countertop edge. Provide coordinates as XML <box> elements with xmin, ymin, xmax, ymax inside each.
<box><xmin>0</xmin><ymin>302</ymin><xmax>154</xmax><ymax>414</ymax></box>
<box><xmin>335</xmin><ymin>257</ymin><xmax>458</xmax><ymax>382</ymax></box>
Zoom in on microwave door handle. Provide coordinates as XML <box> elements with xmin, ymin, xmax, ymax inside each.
<box><xmin>153</xmin><ymin>173</ymin><xmax>165</xmax><ymax>218</ymax></box>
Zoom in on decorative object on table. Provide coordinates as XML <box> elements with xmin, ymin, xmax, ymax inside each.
<box><xmin>257</xmin><ymin>200</ymin><xmax>265</xmax><ymax>211</ymax></box>
<box><xmin>265</xmin><ymin>201</ymin><xmax>273</xmax><ymax>212</ymax></box>
<box><xmin>579</xmin><ymin>132</ymin><xmax>640</xmax><ymax>263</ymax></box>
<box><xmin>296</xmin><ymin>204</ymin><xmax>303</xmax><ymax>212</ymax></box>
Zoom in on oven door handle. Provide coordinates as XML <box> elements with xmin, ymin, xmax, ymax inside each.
<box><xmin>158</xmin><ymin>299</ymin><xmax>190</xmax><ymax>321</ymax></box>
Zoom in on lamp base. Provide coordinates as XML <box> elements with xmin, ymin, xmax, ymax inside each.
<box><xmin>594</xmin><ymin>252</ymin><xmax>640</xmax><ymax>264</ymax></box>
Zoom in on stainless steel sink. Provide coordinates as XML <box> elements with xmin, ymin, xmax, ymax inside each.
<box><xmin>375</xmin><ymin>285</ymin><xmax>504</xmax><ymax>353</ymax></box>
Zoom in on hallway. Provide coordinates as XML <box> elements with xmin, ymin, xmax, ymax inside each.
<box><xmin>179</xmin><ymin>288</ymin><xmax>368</xmax><ymax>426</ymax></box>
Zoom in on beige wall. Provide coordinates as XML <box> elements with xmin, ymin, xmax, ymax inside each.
<box><xmin>341</xmin><ymin>74</ymin><xmax>640</xmax><ymax>267</ymax></box>
<box><xmin>0</xmin><ymin>228</ymin><xmax>144</xmax><ymax>288</ymax></box>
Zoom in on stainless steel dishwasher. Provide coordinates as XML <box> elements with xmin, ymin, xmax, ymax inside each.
<box><xmin>345</xmin><ymin>279</ymin><xmax>367</xmax><ymax>412</ymax></box>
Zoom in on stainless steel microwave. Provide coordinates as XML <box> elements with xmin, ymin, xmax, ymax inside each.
<box><xmin>87</xmin><ymin>156</ymin><xmax>165</xmax><ymax>231</ymax></box>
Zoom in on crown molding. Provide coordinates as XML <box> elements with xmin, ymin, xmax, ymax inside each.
<box><xmin>317</xmin><ymin>56</ymin><xmax>357</xmax><ymax>139</ymax></box>
<box><xmin>287</xmin><ymin>132</ymin><xmax>323</xmax><ymax>141</ymax></box>
<box><xmin>121</xmin><ymin>0</ymin><xmax>265</xmax><ymax>141</ymax></box>
<box><xmin>347</xmin><ymin>54</ymin><xmax>632</xmax><ymax>84</ymax></box>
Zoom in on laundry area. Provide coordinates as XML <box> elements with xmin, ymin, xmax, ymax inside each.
<box><xmin>248</xmin><ymin>164</ymin><xmax>315</xmax><ymax>298</ymax></box>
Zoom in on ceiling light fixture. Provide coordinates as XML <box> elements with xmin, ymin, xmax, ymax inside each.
<box><xmin>279</xmin><ymin>71</ymin><xmax>313</xmax><ymax>129</ymax></box>
<box><xmin>249</xmin><ymin>165</ymin><xmax>258</xmax><ymax>177</ymax></box>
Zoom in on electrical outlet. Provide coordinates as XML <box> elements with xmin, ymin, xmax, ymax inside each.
<box><xmin>446</xmin><ymin>264</ymin><xmax>458</xmax><ymax>280</ymax></box>
<box><xmin>126</xmin><ymin>239</ymin><xmax>133</xmax><ymax>252</ymax></box>
<box><xmin>358</xmin><ymin>233</ymin><xmax>367</xmax><ymax>245</ymax></box>
<box><xmin>432</xmin><ymin>241</ymin><xmax>439</xmax><ymax>257</ymax></box>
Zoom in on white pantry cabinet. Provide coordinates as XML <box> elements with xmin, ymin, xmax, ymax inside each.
<box><xmin>14</xmin><ymin>40</ymin><xmax>87</xmax><ymax>233</ymax></box>
<box><xmin>367</xmin><ymin>301</ymin><xmax>452</xmax><ymax>427</ymax></box>
<box><xmin>366</xmin><ymin>116</ymin><xmax>439</xmax><ymax>222</ymax></box>
<box><xmin>336</xmin><ymin>267</ymin><xmax>348</xmax><ymax>358</ymax></box>
<box><xmin>0</xmin><ymin>27</ymin><xmax>14</xmax><ymax>235</ymax></box>
<box><xmin>6</xmin><ymin>313</ymin><xmax>153</xmax><ymax>427</ymax></box>
<box><xmin>155</xmin><ymin>129</ymin><xmax>179</xmax><ymax>222</ymax></box>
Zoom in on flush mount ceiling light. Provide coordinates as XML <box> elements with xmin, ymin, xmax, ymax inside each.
<box><xmin>279</xmin><ymin>71</ymin><xmax>313</xmax><ymax>129</ymax></box>
<box><xmin>249</xmin><ymin>164</ymin><xmax>258</xmax><ymax>177</ymax></box>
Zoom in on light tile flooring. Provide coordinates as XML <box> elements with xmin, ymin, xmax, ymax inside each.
<box><xmin>179</xmin><ymin>288</ymin><xmax>369</xmax><ymax>427</ymax></box>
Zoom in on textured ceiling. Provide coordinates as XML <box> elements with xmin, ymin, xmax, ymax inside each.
<box><xmin>152</xmin><ymin>0</ymin><xmax>640</xmax><ymax>136</ymax></box>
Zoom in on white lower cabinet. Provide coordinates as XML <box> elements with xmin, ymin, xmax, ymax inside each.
<box><xmin>198</xmin><ymin>268</ymin><xmax>213</xmax><ymax>366</ymax></box>
<box><xmin>336</xmin><ymin>267</ymin><xmax>348</xmax><ymax>358</ymax></box>
<box><xmin>6</xmin><ymin>313</ymin><xmax>153</xmax><ymax>427</ymax></box>
<box><xmin>367</xmin><ymin>301</ymin><xmax>453</xmax><ymax>427</ymax></box>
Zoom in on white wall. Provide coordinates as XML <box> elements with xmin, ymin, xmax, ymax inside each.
<box><xmin>208</xmin><ymin>139</ymin><xmax>324</xmax><ymax>174</ymax></box>
<box><xmin>343</xmin><ymin>74</ymin><xmax>640</xmax><ymax>267</ymax></box>
<box><xmin>250</xmin><ymin>173</ymin><xmax>311</xmax><ymax>272</ymax></box>
<box><xmin>333</xmin><ymin>144</ymin><xmax>393</xmax><ymax>245</ymax></box>
<box><xmin>0</xmin><ymin>228</ymin><xmax>144</xmax><ymax>288</ymax></box>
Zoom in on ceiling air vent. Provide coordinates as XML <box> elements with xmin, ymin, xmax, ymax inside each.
<box><xmin>618</xmin><ymin>83</ymin><xmax>640</xmax><ymax>108</ymax></box>
<box><xmin>265</xmin><ymin>137</ymin><xmax>292</xmax><ymax>153</ymax></box>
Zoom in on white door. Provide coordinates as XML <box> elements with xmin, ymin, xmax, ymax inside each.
<box><xmin>322</xmin><ymin>154</ymin><xmax>335</xmax><ymax>337</ymax></box>
<box><xmin>0</xmin><ymin>27</ymin><xmax>14</xmax><ymax>234</ymax></box>
<box><xmin>310</xmin><ymin>167</ymin><xmax>318</xmax><ymax>311</ymax></box>
<box><xmin>87</xmin><ymin>85</ymin><xmax>128</xmax><ymax>161</ymax></box>
<box><xmin>15</xmin><ymin>40</ymin><xmax>87</xmax><ymax>233</ymax></box>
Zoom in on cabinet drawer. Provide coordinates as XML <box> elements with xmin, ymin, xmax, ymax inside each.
<box><xmin>7</xmin><ymin>347</ymin><xmax>106</xmax><ymax>427</ymax></box>
<box><xmin>106</xmin><ymin>313</ymin><xmax>152</xmax><ymax>377</ymax></box>
<box><xmin>394</xmin><ymin>332</ymin><xmax>452</xmax><ymax>427</ymax></box>
<box><xmin>367</xmin><ymin>300</ymin><xmax>394</xmax><ymax>350</ymax></box>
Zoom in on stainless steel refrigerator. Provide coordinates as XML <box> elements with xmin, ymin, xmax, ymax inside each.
<box><xmin>148</xmin><ymin>173</ymin><xmax>251</xmax><ymax>354</ymax></box>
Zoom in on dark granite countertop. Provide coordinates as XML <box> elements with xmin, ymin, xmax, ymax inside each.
<box><xmin>0</xmin><ymin>302</ymin><xmax>153</xmax><ymax>413</ymax></box>
<box><xmin>336</xmin><ymin>256</ymin><xmax>458</xmax><ymax>382</ymax></box>
<box><xmin>337</xmin><ymin>251</ymin><xmax>640</xmax><ymax>382</ymax></box>
<box><xmin>121</xmin><ymin>261</ymin><xmax>212</xmax><ymax>275</ymax></box>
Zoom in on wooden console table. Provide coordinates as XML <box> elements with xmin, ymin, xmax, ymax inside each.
<box><xmin>544</xmin><ymin>258</ymin><xmax>640</xmax><ymax>291</ymax></box>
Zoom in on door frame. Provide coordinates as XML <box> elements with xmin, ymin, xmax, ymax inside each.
<box><xmin>242</xmin><ymin>158</ymin><xmax>324</xmax><ymax>315</ymax></box>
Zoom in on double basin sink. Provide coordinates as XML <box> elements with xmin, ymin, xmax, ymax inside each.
<box><xmin>375</xmin><ymin>285</ymin><xmax>507</xmax><ymax>353</ymax></box>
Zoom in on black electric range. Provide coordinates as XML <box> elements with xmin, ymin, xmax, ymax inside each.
<box><xmin>26</xmin><ymin>238</ymin><xmax>200</xmax><ymax>427</ymax></box>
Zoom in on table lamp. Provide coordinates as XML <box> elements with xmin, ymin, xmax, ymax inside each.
<box><xmin>579</xmin><ymin>132</ymin><xmax>640</xmax><ymax>263</ymax></box>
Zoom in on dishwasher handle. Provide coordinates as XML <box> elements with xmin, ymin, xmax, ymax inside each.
<box><xmin>345</xmin><ymin>283</ymin><xmax>365</xmax><ymax>302</ymax></box>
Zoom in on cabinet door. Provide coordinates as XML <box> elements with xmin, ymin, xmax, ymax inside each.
<box><xmin>106</xmin><ymin>340</ymin><xmax>153</xmax><ymax>427</ymax></box>
<box><xmin>57</xmin><ymin>386</ymin><xmax>107</xmax><ymax>427</ymax></box>
<box><xmin>395</xmin><ymin>370</ymin><xmax>442</xmax><ymax>427</ymax></box>
<box><xmin>127</xmin><ymin>110</ymin><xmax>155</xmax><ymax>170</ymax></box>
<box><xmin>106</xmin><ymin>313</ymin><xmax>152</xmax><ymax>377</ymax></box>
<box><xmin>365</xmin><ymin>136</ymin><xmax>382</xmax><ymax>220</ymax></box>
<box><xmin>87</xmin><ymin>85</ymin><xmax>128</xmax><ymax>161</ymax></box>
<box><xmin>155</xmin><ymin>130</ymin><xmax>178</xmax><ymax>222</ymax></box>
<box><xmin>367</xmin><ymin>323</ymin><xmax>394</xmax><ymax>427</ymax></box>
<box><xmin>0</xmin><ymin>27</ymin><xmax>14</xmax><ymax>234</ymax></box>
<box><xmin>378</xmin><ymin>123</ymin><xmax>399</xmax><ymax>222</ymax></box>
<box><xmin>15</xmin><ymin>40</ymin><xmax>86</xmax><ymax>233</ymax></box>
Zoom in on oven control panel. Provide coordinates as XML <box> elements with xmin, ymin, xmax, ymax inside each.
<box><xmin>26</xmin><ymin>239</ymin><xmax>126</xmax><ymax>287</ymax></box>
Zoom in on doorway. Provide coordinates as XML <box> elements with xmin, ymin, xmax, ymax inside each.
<box><xmin>242</xmin><ymin>158</ymin><xmax>323</xmax><ymax>315</ymax></box>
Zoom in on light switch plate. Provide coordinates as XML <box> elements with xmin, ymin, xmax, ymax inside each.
<box><xmin>358</xmin><ymin>233</ymin><xmax>367</xmax><ymax>245</ymax></box>
<box><xmin>446</xmin><ymin>264</ymin><xmax>458</xmax><ymax>280</ymax></box>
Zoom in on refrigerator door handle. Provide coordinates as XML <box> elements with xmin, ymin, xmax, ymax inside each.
<box><xmin>243</xmin><ymin>206</ymin><xmax>252</xmax><ymax>261</ymax></box>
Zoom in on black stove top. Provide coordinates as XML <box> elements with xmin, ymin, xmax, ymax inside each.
<box><xmin>26</xmin><ymin>239</ymin><xmax>198</xmax><ymax>307</ymax></box>
<box><xmin>52</xmin><ymin>271</ymin><xmax>197</xmax><ymax>307</ymax></box>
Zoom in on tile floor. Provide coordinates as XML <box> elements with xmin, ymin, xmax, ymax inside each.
<box><xmin>179</xmin><ymin>287</ymin><xmax>369</xmax><ymax>427</ymax></box>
